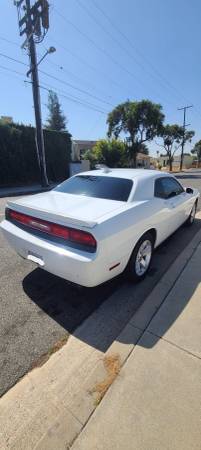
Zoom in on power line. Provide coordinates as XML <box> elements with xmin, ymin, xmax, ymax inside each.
<box><xmin>0</xmin><ymin>32</ymin><xmax>124</xmax><ymax>92</ymax></box>
<box><xmin>0</xmin><ymin>63</ymin><xmax>108</xmax><ymax>115</ymax></box>
<box><xmin>0</xmin><ymin>63</ymin><xmax>25</xmax><ymax>77</ymax></box>
<box><xmin>0</xmin><ymin>52</ymin><xmax>114</xmax><ymax>107</ymax></box>
<box><xmin>0</xmin><ymin>35</ymin><xmax>19</xmax><ymax>47</ymax></box>
<box><xmin>40</xmin><ymin>43</ymin><xmax>115</xmax><ymax>101</ymax></box>
<box><xmin>76</xmin><ymin>0</ymin><xmax>176</xmax><ymax>105</ymax></box>
<box><xmin>54</xmin><ymin>7</ymin><xmax>192</xmax><ymax>111</ymax></box>
<box><xmin>51</xmin><ymin>37</ymin><xmax>125</xmax><ymax>91</ymax></box>
<box><xmin>1</xmin><ymin>17</ymin><xmax>201</xmax><ymax>131</ymax></box>
<box><xmin>2</xmin><ymin>31</ymin><xmax>200</xmax><ymax>122</ymax></box>
<box><xmin>0</xmin><ymin>52</ymin><xmax>27</xmax><ymax>67</ymax></box>
<box><xmin>38</xmin><ymin>83</ymin><xmax>108</xmax><ymax>114</ymax></box>
<box><xmin>76</xmin><ymin>0</ymin><xmax>159</xmax><ymax>82</ymax></box>
<box><xmin>38</xmin><ymin>69</ymin><xmax>114</xmax><ymax>107</ymax></box>
<box><xmin>91</xmin><ymin>0</ymin><xmax>194</xmax><ymax>107</ymax></box>
<box><xmin>54</xmin><ymin>8</ymin><xmax>147</xmax><ymax>90</ymax></box>
<box><xmin>0</xmin><ymin>34</ymin><xmax>115</xmax><ymax>101</ymax></box>
<box><xmin>30</xmin><ymin>78</ymin><xmax>109</xmax><ymax>113</ymax></box>
<box><xmin>1</xmin><ymin>28</ymin><xmax>201</xmax><ymax>121</ymax></box>
<box><xmin>91</xmin><ymin>0</ymin><xmax>201</xmax><ymax>121</ymax></box>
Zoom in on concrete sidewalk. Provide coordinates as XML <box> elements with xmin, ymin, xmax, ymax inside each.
<box><xmin>0</xmin><ymin>217</ymin><xmax>201</xmax><ymax>449</ymax></box>
<box><xmin>72</xmin><ymin>245</ymin><xmax>201</xmax><ymax>449</ymax></box>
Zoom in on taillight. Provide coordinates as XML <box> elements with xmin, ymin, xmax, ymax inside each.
<box><xmin>69</xmin><ymin>228</ymin><xmax>96</xmax><ymax>248</ymax></box>
<box><xmin>6</xmin><ymin>208</ymin><xmax>97</xmax><ymax>251</ymax></box>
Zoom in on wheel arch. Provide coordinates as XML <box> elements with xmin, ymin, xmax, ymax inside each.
<box><xmin>133</xmin><ymin>228</ymin><xmax>157</xmax><ymax>249</ymax></box>
<box><xmin>126</xmin><ymin>228</ymin><xmax>156</xmax><ymax>281</ymax></box>
<box><xmin>126</xmin><ymin>227</ymin><xmax>157</xmax><ymax>267</ymax></box>
<box><xmin>145</xmin><ymin>228</ymin><xmax>157</xmax><ymax>247</ymax></box>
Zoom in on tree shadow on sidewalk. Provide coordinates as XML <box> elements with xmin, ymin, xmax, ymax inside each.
<box><xmin>23</xmin><ymin>218</ymin><xmax>201</xmax><ymax>354</ymax></box>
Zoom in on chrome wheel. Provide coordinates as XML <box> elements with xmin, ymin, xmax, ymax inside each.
<box><xmin>135</xmin><ymin>239</ymin><xmax>152</xmax><ymax>276</ymax></box>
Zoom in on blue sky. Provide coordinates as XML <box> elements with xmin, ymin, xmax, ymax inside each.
<box><xmin>1</xmin><ymin>0</ymin><xmax>201</xmax><ymax>155</ymax></box>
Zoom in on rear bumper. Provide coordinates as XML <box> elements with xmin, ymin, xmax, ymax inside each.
<box><xmin>0</xmin><ymin>220</ymin><xmax>109</xmax><ymax>287</ymax></box>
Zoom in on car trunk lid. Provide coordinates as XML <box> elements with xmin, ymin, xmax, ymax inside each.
<box><xmin>7</xmin><ymin>190</ymin><xmax>125</xmax><ymax>229</ymax></box>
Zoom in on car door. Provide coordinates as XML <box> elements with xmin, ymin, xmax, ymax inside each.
<box><xmin>154</xmin><ymin>176</ymin><xmax>186</xmax><ymax>241</ymax></box>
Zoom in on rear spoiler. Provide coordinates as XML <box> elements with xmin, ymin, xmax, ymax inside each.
<box><xmin>7</xmin><ymin>201</ymin><xmax>98</xmax><ymax>230</ymax></box>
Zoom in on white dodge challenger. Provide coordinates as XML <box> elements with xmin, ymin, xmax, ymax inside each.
<box><xmin>0</xmin><ymin>169</ymin><xmax>199</xmax><ymax>287</ymax></box>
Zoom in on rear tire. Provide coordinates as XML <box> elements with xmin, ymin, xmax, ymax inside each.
<box><xmin>186</xmin><ymin>201</ymin><xmax>197</xmax><ymax>226</ymax></box>
<box><xmin>127</xmin><ymin>232</ymin><xmax>154</xmax><ymax>282</ymax></box>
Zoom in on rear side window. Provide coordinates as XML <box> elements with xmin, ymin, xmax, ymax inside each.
<box><xmin>155</xmin><ymin>177</ymin><xmax>184</xmax><ymax>199</ymax></box>
<box><xmin>55</xmin><ymin>175</ymin><xmax>133</xmax><ymax>202</ymax></box>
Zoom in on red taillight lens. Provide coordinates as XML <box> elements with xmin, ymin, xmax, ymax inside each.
<box><xmin>50</xmin><ymin>223</ymin><xmax>70</xmax><ymax>239</ymax></box>
<box><xmin>9</xmin><ymin>210</ymin><xmax>31</xmax><ymax>226</ymax></box>
<box><xmin>69</xmin><ymin>229</ymin><xmax>96</xmax><ymax>248</ymax></box>
<box><xmin>6</xmin><ymin>208</ymin><xmax>97</xmax><ymax>251</ymax></box>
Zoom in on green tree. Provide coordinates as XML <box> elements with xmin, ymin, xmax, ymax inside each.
<box><xmin>191</xmin><ymin>140</ymin><xmax>201</xmax><ymax>166</ymax></box>
<box><xmin>82</xmin><ymin>149</ymin><xmax>97</xmax><ymax>169</ymax></box>
<box><xmin>158</xmin><ymin>124</ymin><xmax>194</xmax><ymax>171</ymax></box>
<box><xmin>107</xmin><ymin>99</ymin><xmax>164</xmax><ymax>167</ymax></box>
<box><xmin>45</xmin><ymin>91</ymin><xmax>67</xmax><ymax>131</ymax></box>
<box><xmin>83</xmin><ymin>139</ymin><xmax>127</xmax><ymax>168</ymax></box>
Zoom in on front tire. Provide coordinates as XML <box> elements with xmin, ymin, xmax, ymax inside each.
<box><xmin>186</xmin><ymin>201</ymin><xmax>197</xmax><ymax>226</ymax></box>
<box><xmin>127</xmin><ymin>232</ymin><xmax>154</xmax><ymax>282</ymax></box>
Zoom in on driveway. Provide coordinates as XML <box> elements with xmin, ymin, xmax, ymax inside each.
<box><xmin>0</xmin><ymin>170</ymin><xmax>201</xmax><ymax>397</ymax></box>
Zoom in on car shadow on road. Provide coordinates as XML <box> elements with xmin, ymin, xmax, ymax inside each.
<box><xmin>23</xmin><ymin>218</ymin><xmax>201</xmax><ymax>354</ymax></box>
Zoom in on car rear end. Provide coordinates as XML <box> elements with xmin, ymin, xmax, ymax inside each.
<box><xmin>0</xmin><ymin>172</ymin><xmax>135</xmax><ymax>287</ymax></box>
<box><xmin>0</xmin><ymin>204</ymin><xmax>108</xmax><ymax>287</ymax></box>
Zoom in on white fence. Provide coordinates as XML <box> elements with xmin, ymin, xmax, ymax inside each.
<box><xmin>69</xmin><ymin>160</ymin><xmax>90</xmax><ymax>177</ymax></box>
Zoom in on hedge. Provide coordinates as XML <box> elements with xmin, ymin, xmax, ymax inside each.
<box><xmin>0</xmin><ymin>122</ymin><xmax>72</xmax><ymax>187</ymax></box>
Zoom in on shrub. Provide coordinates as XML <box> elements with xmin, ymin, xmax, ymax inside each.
<box><xmin>0</xmin><ymin>122</ymin><xmax>71</xmax><ymax>187</ymax></box>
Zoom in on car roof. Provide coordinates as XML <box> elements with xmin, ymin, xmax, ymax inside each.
<box><xmin>78</xmin><ymin>168</ymin><xmax>171</xmax><ymax>181</ymax></box>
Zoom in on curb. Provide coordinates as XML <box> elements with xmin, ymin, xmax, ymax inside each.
<box><xmin>69</xmin><ymin>212</ymin><xmax>201</xmax><ymax>440</ymax></box>
<box><xmin>1</xmin><ymin>212</ymin><xmax>201</xmax><ymax>450</ymax></box>
<box><xmin>39</xmin><ymin>213</ymin><xmax>201</xmax><ymax>450</ymax></box>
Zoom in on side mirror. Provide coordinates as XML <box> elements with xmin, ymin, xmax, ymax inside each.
<box><xmin>186</xmin><ymin>187</ymin><xmax>194</xmax><ymax>194</ymax></box>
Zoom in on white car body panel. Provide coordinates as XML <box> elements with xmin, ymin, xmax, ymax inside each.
<box><xmin>7</xmin><ymin>191</ymin><xmax>128</xmax><ymax>229</ymax></box>
<box><xmin>0</xmin><ymin>169</ymin><xmax>199</xmax><ymax>287</ymax></box>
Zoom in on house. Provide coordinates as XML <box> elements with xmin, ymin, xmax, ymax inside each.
<box><xmin>158</xmin><ymin>154</ymin><xmax>193</xmax><ymax>170</ymax></box>
<box><xmin>71</xmin><ymin>140</ymin><xmax>97</xmax><ymax>162</ymax></box>
<box><xmin>173</xmin><ymin>154</ymin><xmax>193</xmax><ymax>169</ymax></box>
<box><xmin>69</xmin><ymin>140</ymin><xmax>95</xmax><ymax>176</ymax></box>
<box><xmin>71</xmin><ymin>140</ymin><xmax>151</xmax><ymax>169</ymax></box>
<box><xmin>136</xmin><ymin>152</ymin><xmax>151</xmax><ymax>168</ymax></box>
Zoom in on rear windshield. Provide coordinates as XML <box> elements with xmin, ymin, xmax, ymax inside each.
<box><xmin>54</xmin><ymin>175</ymin><xmax>133</xmax><ymax>201</ymax></box>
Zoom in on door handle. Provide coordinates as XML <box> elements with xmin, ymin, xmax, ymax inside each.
<box><xmin>170</xmin><ymin>202</ymin><xmax>176</xmax><ymax>208</ymax></box>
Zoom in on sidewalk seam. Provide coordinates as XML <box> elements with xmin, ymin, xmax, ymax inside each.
<box><xmin>145</xmin><ymin>330</ymin><xmax>201</xmax><ymax>361</ymax></box>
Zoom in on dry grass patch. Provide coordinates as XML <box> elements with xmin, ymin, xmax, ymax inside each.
<box><xmin>91</xmin><ymin>354</ymin><xmax>121</xmax><ymax>405</ymax></box>
<box><xmin>30</xmin><ymin>334</ymin><xmax>69</xmax><ymax>370</ymax></box>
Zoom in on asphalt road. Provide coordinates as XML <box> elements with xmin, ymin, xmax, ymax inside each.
<box><xmin>0</xmin><ymin>169</ymin><xmax>201</xmax><ymax>397</ymax></box>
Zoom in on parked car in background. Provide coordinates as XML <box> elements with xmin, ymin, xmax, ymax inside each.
<box><xmin>0</xmin><ymin>169</ymin><xmax>199</xmax><ymax>287</ymax></box>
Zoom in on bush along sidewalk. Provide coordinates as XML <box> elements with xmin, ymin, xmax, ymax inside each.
<box><xmin>0</xmin><ymin>122</ymin><xmax>71</xmax><ymax>187</ymax></box>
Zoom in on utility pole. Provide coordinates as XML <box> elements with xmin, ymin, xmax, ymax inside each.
<box><xmin>178</xmin><ymin>105</ymin><xmax>193</xmax><ymax>171</ymax></box>
<box><xmin>15</xmin><ymin>0</ymin><xmax>50</xmax><ymax>187</ymax></box>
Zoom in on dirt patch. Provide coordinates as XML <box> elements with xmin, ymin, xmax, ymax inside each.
<box><xmin>30</xmin><ymin>334</ymin><xmax>69</xmax><ymax>371</ymax></box>
<box><xmin>91</xmin><ymin>354</ymin><xmax>121</xmax><ymax>405</ymax></box>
